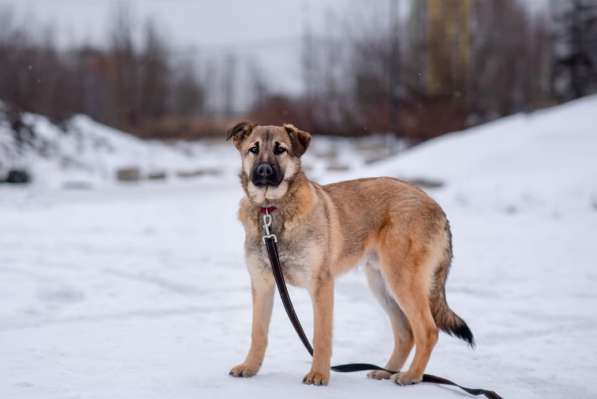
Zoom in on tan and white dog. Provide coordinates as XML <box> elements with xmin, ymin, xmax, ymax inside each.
<box><xmin>227</xmin><ymin>122</ymin><xmax>473</xmax><ymax>386</ymax></box>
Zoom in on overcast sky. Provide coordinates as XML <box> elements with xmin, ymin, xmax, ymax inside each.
<box><xmin>0</xmin><ymin>0</ymin><xmax>354</xmax><ymax>46</ymax></box>
<box><xmin>0</xmin><ymin>0</ymin><xmax>366</xmax><ymax>96</ymax></box>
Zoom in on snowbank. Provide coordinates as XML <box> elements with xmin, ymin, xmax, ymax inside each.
<box><xmin>0</xmin><ymin>112</ymin><xmax>241</xmax><ymax>188</ymax></box>
<box><xmin>348</xmin><ymin>95</ymin><xmax>597</xmax><ymax>215</ymax></box>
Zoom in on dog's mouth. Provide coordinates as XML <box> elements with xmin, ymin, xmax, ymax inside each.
<box><xmin>251</xmin><ymin>178</ymin><xmax>283</xmax><ymax>188</ymax></box>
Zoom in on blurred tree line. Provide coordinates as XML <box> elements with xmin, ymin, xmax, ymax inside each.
<box><xmin>251</xmin><ymin>0</ymin><xmax>597</xmax><ymax>141</ymax></box>
<box><xmin>1</xmin><ymin>0</ymin><xmax>596</xmax><ymax>141</ymax></box>
<box><xmin>0</xmin><ymin>5</ymin><xmax>208</xmax><ymax>139</ymax></box>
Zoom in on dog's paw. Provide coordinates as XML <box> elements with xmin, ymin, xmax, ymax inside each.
<box><xmin>302</xmin><ymin>370</ymin><xmax>330</xmax><ymax>386</ymax></box>
<box><xmin>367</xmin><ymin>370</ymin><xmax>394</xmax><ymax>380</ymax></box>
<box><xmin>229</xmin><ymin>363</ymin><xmax>259</xmax><ymax>378</ymax></box>
<box><xmin>391</xmin><ymin>371</ymin><xmax>422</xmax><ymax>386</ymax></box>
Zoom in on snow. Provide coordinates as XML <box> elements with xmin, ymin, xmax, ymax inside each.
<box><xmin>0</xmin><ymin>112</ymin><xmax>241</xmax><ymax>189</ymax></box>
<box><xmin>1</xmin><ymin>96</ymin><xmax>597</xmax><ymax>399</ymax></box>
<box><xmin>352</xmin><ymin>96</ymin><xmax>597</xmax><ymax>216</ymax></box>
<box><xmin>1</xmin><ymin>109</ymin><xmax>398</xmax><ymax>189</ymax></box>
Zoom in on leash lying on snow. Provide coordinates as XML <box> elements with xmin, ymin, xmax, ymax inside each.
<box><xmin>261</xmin><ymin>208</ymin><xmax>503</xmax><ymax>399</ymax></box>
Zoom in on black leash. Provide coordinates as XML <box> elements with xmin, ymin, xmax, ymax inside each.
<box><xmin>261</xmin><ymin>210</ymin><xmax>503</xmax><ymax>399</ymax></box>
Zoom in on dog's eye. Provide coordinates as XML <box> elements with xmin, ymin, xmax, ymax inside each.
<box><xmin>249</xmin><ymin>144</ymin><xmax>259</xmax><ymax>154</ymax></box>
<box><xmin>273</xmin><ymin>144</ymin><xmax>286</xmax><ymax>155</ymax></box>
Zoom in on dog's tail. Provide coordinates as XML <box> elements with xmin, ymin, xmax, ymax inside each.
<box><xmin>431</xmin><ymin>284</ymin><xmax>475</xmax><ymax>347</ymax></box>
<box><xmin>429</xmin><ymin>221</ymin><xmax>475</xmax><ymax>347</ymax></box>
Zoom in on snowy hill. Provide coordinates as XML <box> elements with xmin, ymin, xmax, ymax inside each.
<box><xmin>1</xmin><ymin>97</ymin><xmax>596</xmax><ymax>399</ymax></box>
<box><xmin>347</xmin><ymin>95</ymin><xmax>597</xmax><ymax>216</ymax></box>
<box><xmin>0</xmin><ymin>110</ymin><xmax>237</xmax><ymax>188</ymax></box>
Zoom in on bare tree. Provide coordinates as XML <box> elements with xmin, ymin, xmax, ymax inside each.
<box><xmin>139</xmin><ymin>19</ymin><xmax>170</xmax><ymax>120</ymax></box>
<box><xmin>106</xmin><ymin>3</ymin><xmax>140</xmax><ymax>129</ymax></box>
<box><xmin>222</xmin><ymin>53</ymin><xmax>237</xmax><ymax>116</ymax></box>
<box><xmin>172</xmin><ymin>59</ymin><xmax>204</xmax><ymax>117</ymax></box>
<box><xmin>247</xmin><ymin>58</ymin><xmax>269</xmax><ymax>108</ymax></box>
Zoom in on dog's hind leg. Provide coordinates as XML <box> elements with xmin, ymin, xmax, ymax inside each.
<box><xmin>364</xmin><ymin>261</ymin><xmax>414</xmax><ymax>380</ymax></box>
<box><xmin>378</xmin><ymin>239</ymin><xmax>439</xmax><ymax>386</ymax></box>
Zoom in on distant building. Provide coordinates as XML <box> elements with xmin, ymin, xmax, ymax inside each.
<box><xmin>409</xmin><ymin>0</ymin><xmax>472</xmax><ymax>97</ymax></box>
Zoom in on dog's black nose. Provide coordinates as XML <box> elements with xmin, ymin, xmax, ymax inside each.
<box><xmin>255</xmin><ymin>163</ymin><xmax>274</xmax><ymax>178</ymax></box>
<box><xmin>251</xmin><ymin>163</ymin><xmax>282</xmax><ymax>187</ymax></box>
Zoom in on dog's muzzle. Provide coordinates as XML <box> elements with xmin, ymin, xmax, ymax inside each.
<box><xmin>251</xmin><ymin>162</ymin><xmax>283</xmax><ymax>187</ymax></box>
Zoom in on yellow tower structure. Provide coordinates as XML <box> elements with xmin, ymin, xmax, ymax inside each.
<box><xmin>424</xmin><ymin>0</ymin><xmax>472</xmax><ymax>97</ymax></box>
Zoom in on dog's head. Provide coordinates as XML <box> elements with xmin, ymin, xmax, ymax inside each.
<box><xmin>226</xmin><ymin>122</ymin><xmax>311</xmax><ymax>204</ymax></box>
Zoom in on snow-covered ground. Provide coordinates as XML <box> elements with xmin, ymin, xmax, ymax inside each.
<box><xmin>1</xmin><ymin>97</ymin><xmax>597</xmax><ymax>399</ymax></box>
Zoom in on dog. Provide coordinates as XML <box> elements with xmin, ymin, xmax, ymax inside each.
<box><xmin>226</xmin><ymin>122</ymin><xmax>473</xmax><ymax>386</ymax></box>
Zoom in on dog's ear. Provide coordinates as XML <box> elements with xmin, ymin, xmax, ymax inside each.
<box><xmin>284</xmin><ymin>123</ymin><xmax>311</xmax><ymax>157</ymax></box>
<box><xmin>226</xmin><ymin>121</ymin><xmax>255</xmax><ymax>150</ymax></box>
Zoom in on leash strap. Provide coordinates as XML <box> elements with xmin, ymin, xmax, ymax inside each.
<box><xmin>262</xmin><ymin>214</ymin><xmax>503</xmax><ymax>399</ymax></box>
<box><xmin>330</xmin><ymin>363</ymin><xmax>503</xmax><ymax>399</ymax></box>
<box><xmin>264</xmin><ymin>237</ymin><xmax>314</xmax><ymax>356</ymax></box>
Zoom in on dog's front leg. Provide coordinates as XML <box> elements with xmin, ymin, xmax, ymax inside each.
<box><xmin>229</xmin><ymin>275</ymin><xmax>274</xmax><ymax>378</ymax></box>
<box><xmin>303</xmin><ymin>275</ymin><xmax>334</xmax><ymax>386</ymax></box>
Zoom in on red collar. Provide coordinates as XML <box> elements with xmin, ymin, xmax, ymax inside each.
<box><xmin>260</xmin><ymin>206</ymin><xmax>278</xmax><ymax>214</ymax></box>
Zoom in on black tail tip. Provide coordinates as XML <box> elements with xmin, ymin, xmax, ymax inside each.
<box><xmin>451</xmin><ymin>322</ymin><xmax>475</xmax><ymax>348</ymax></box>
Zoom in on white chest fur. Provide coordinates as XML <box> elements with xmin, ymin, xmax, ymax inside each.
<box><xmin>246</xmin><ymin>231</ymin><xmax>322</xmax><ymax>289</ymax></box>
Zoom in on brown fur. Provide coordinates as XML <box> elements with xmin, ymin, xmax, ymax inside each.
<box><xmin>227</xmin><ymin>122</ymin><xmax>473</xmax><ymax>386</ymax></box>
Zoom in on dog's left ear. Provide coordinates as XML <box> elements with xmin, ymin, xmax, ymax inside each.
<box><xmin>226</xmin><ymin>121</ymin><xmax>255</xmax><ymax>150</ymax></box>
<box><xmin>284</xmin><ymin>123</ymin><xmax>311</xmax><ymax>157</ymax></box>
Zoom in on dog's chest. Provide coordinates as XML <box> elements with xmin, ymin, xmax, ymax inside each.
<box><xmin>276</xmin><ymin>242</ymin><xmax>311</xmax><ymax>287</ymax></box>
<box><xmin>247</xmin><ymin>227</ymin><xmax>320</xmax><ymax>288</ymax></box>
